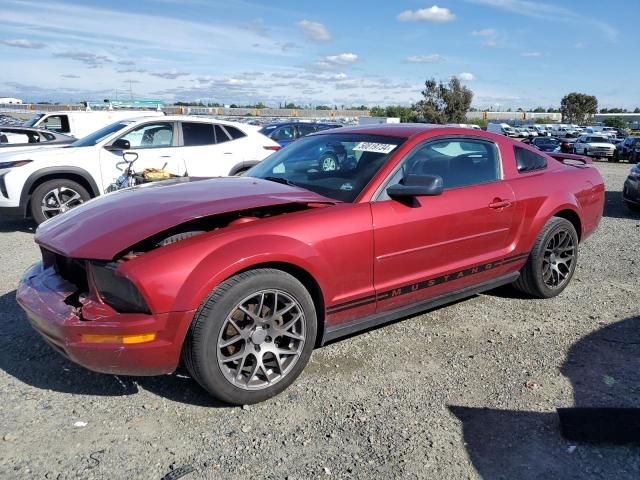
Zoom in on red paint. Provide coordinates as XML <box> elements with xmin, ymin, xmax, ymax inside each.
<box><xmin>17</xmin><ymin>126</ymin><xmax>605</xmax><ymax>376</ymax></box>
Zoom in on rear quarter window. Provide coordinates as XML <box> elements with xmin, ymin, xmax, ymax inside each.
<box><xmin>514</xmin><ymin>146</ymin><xmax>547</xmax><ymax>173</ymax></box>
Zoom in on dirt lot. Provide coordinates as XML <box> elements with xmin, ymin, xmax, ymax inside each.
<box><xmin>0</xmin><ymin>161</ymin><xmax>638</xmax><ymax>479</ymax></box>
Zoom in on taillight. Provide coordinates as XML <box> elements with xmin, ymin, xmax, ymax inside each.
<box><xmin>264</xmin><ymin>145</ymin><xmax>281</xmax><ymax>151</ymax></box>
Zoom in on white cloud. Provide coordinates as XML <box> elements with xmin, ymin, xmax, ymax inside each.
<box><xmin>520</xmin><ymin>51</ymin><xmax>542</xmax><ymax>57</ymax></box>
<box><xmin>397</xmin><ymin>5</ymin><xmax>455</xmax><ymax>23</ymax></box>
<box><xmin>297</xmin><ymin>20</ymin><xmax>332</xmax><ymax>41</ymax></box>
<box><xmin>406</xmin><ymin>54</ymin><xmax>443</xmax><ymax>63</ymax></box>
<box><xmin>468</xmin><ymin>0</ymin><xmax>617</xmax><ymax>42</ymax></box>
<box><xmin>150</xmin><ymin>70</ymin><xmax>190</xmax><ymax>79</ymax></box>
<box><xmin>1</xmin><ymin>38</ymin><xmax>45</xmax><ymax>48</ymax></box>
<box><xmin>323</xmin><ymin>53</ymin><xmax>358</xmax><ymax>65</ymax></box>
<box><xmin>457</xmin><ymin>72</ymin><xmax>475</xmax><ymax>81</ymax></box>
<box><xmin>471</xmin><ymin>28</ymin><xmax>498</xmax><ymax>46</ymax></box>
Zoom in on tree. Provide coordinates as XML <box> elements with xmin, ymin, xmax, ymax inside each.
<box><xmin>284</xmin><ymin>102</ymin><xmax>301</xmax><ymax>109</ymax></box>
<box><xmin>414</xmin><ymin>77</ymin><xmax>473</xmax><ymax>124</ymax></box>
<box><xmin>560</xmin><ymin>92</ymin><xmax>598</xmax><ymax>124</ymax></box>
<box><xmin>532</xmin><ymin>107</ymin><xmax>546</xmax><ymax>113</ymax></box>
<box><xmin>603</xmin><ymin>116</ymin><xmax>628</xmax><ymax>130</ymax></box>
<box><xmin>315</xmin><ymin>105</ymin><xmax>332</xmax><ymax>110</ymax></box>
<box><xmin>634</xmin><ymin>107</ymin><xmax>640</xmax><ymax>113</ymax></box>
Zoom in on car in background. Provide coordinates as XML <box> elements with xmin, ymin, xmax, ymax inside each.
<box><xmin>487</xmin><ymin>123</ymin><xmax>518</xmax><ymax>137</ymax></box>
<box><xmin>532</xmin><ymin>125</ymin><xmax>550</xmax><ymax>136</ymax></box>
<box><xmin>24</xmin><ymin>110</ymin><xmax>165</xmax><ymax>138</ymax></box>
<box><xmin>0</xmin><ymin>116</ymin><xmax>280</xmax><ymax>224</ymax></box>
<box><xmin>259</xmin><ymin>122</ymin><xmax>341</xmax><ymax>147</ymax></box>
<box><xmin>16</xmin><ymin>124</ymin><xmax>605</xmax><ymax>405</ymax></box>
<box><xmin>559</xmin><ymin>137</ymin><xmax>577</xmax><ymax>154</ymax></box>
<box><xmin>623</xmin><ymin>163</ymin><xmax>640</xmax><ymax>212</ymax></box>
<box><xmin>525</xmin><ymin>136</ymin><xmax>561</xmax><ymax>152</ymax></box>
<box><xmin>0</xmin><ymin>126</ymin><xmax>75</xmax><ymax>153</ymax></box>
<box><xmin>573</xmin><ymin>134</ymin><xmax>615</xmax><ymax>159</ymax></box>
<box><xmin>614</xmin><ymin>136</ymin><xmax>640</xmax><ymax>163</ymax></box>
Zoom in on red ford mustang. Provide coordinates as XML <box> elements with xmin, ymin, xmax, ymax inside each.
<box><xmin>17</xmin><ymin>125</ymin><xmax>605</xmax><ymax>404</ymax></box>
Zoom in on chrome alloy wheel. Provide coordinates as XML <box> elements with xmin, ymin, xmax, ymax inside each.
<box><xmin>320</xmin><ymin>155</ymin><xmax>338</xmax><ymax>171</ymax></box>
<box><xmin>40</xmin><ymin>187</ymin><xmax>84</xmax><ymax>219</ymax></box>
<box><xmin>542</xmin><ymin>228</ymin><xmax>575</xmax><ymax>289</ymax></box>
<box><xmin>217</xmin><ymin>290</ymin><xmax>306</xmax><ymax>390</ymax></box>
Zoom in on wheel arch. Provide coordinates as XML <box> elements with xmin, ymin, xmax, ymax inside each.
<box><xmin>551</xmin><ymin>208</ymin><xmax>582</xmax><ymax>241</ymax></box>
<box><xmin>20</xmin><ymin>167</ymin><xmax>100</xmax><ymax>215</ymax></box>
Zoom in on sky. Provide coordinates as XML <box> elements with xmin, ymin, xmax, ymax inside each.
<box><xmin>1</xmin><ymin>0</ymin><xmax>637</xmax><ymax>109</ymax></box>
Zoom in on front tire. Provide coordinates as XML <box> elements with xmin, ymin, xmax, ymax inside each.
<box><xmin>183</xmin><ymin>269</ymin><xmax>317</xmax><ymax>405</ymax></box>
<box><xmin>30</xmin><ymin>179</ymin><xmax>91</xmax><ymax>225</ymax></box>
<box><xmin>513</xmin><ymin>217</ymin><xmax>579</xmax><ymax>298</ymax></box>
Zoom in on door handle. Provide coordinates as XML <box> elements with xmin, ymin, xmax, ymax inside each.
<box><xmin>488</xmin><ymin>199</ymin><xmax>511</xmax><ymax>209</ymax></box>
<box><xmin>160</xmin><ymin>155</ymin><xmax>172</xmax><ymax>158</ymax></box>
<box><xmin>223</xmin><ymin>152</ymin><xmax>233</xmax><ymax>155</ymax></box>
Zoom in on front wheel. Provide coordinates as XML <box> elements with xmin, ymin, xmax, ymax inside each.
<box><xmin>30</xmin><ymin>179</ymin><xmax>91</xmax><ymax>225</ymax></box>
<box><xmin>182</xmin><ymin>269</ymin><xmax>317</xmax><ymax>405</ymax></box>
<box><xmin>513</xmin><ymin>217</ymin><xmax>579</xmax><ymax>298</ymax></box>
<box><xmin>319</xmin><ymin>154</ymin><xmax>338</xmax><ymax>172</ymax></box>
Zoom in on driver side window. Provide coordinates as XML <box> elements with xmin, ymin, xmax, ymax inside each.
<box><xmin>398</xmin><ymin>139</ymin><xmax>500</xmax><ymax>190</ymax></box>
<box><xmin>119</xmin><ymin>122</ymin><xmax>174</xmax><ymax>149</ymax></box>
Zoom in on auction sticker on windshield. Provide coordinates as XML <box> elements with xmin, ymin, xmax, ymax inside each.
<box><xmin>353</xmin><ymin>142</ymin><xmax>397</xmax><ymax>154</ymax></box>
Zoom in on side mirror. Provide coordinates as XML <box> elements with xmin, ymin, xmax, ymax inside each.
<box><xmin>387</xmin><ymin>174</ymin><xmax>443</xmax><ymax>198</ymax></box>
<box><xmin>105</xmin><ymin>138</ymin><xmax>131</xmax><ymax>151</ymax></box>
<box><xmin>122</xmin><ymin>151</ymin><xmax>138</xmax><ymax>163</ymax></box>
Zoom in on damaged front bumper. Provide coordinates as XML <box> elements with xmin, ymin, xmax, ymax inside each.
<box><xmin>16</xmin><ymin>262</ymin><xmax>195</xmax><ymax>376</ymax></box>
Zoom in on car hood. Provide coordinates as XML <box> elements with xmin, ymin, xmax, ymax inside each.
<box><xmin>0</xmin><ymin>144</ymin><xmax>78</xmax><ymax>161</ymax></box>
<box><xmin>587</xmin><ymin>142</ymin><xmax>614</xmax><ymax>148</ymax></box>
<box><xmin>35</xmin><ymin>176</ymin><xmax>336</xmax><ymax>260</ymax></box>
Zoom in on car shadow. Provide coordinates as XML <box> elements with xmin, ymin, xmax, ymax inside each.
<box><xmin>450</xmin><ymin>314</ymin><xmax>640</xmax><ymax>479</ymax></box>
<box><xmin>0</xmin><ymin>290</ymin><xmax>227</xmax><ymax>408</ymax></box>
<box><xmin>0</xmin><ymin>217</ymin><xmax>36</xmax><ymax>233</ymax></box>
<box><xmin>604</xmin><ymin>190</ymin><xmax>640</xmax><ymax>220</ymax></box>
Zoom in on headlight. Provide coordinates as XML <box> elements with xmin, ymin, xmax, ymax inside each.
<box><xmin>0</xmin><ymin>160</ymin><xmax>32</xmax><ymax>169</ymax></box>
<box><xmin>88</xmin><ymin>261</ymin><xmax>151</xmax><ymax>314</ymax></box>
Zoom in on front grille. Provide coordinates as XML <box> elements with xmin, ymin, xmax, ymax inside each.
<box><xmin>42</xmin><ymin>249</ymin><xmax>88</xmax><ymax>292</ymax></box>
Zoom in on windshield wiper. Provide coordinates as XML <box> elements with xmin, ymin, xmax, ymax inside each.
<box><xmin>263</xmin><ymin>176</ymin><xmax>299</xmax><ymax>188</ymax></box>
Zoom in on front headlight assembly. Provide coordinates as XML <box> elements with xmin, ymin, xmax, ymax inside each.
<box><xmin>88</xmin><ymin>261</ymin><xmax>151</xmax><ymax>314</ymax></box>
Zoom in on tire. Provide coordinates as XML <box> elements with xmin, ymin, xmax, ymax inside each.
<box><xmin>30</xmin><ymin>179</ymin><xmax>91</xmax><ymax>225</ymax></box>
<box><xmin>183</xmin><ymin>268</ymin><xmax>317</xmax><ymax>405</ymax></box>
<box><xmin>319</xmin><ymin>154</ymin><xmax>338</xmax><ymax>172</ymax></box>
<box><xmin>513</xmin><ymin>217</ymin><xmax>579</xmax><ymax>299</ymax></box>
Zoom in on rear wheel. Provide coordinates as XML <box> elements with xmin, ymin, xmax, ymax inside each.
<box><xmin>183</xmin><ymin>269</ymin><xmax>317</xmax><ymax>405</ymax></box>
<box><xmin>513</xmin><ymin>217</ymin><xmax>578</xmax><ymax>298</ymax></box>
<box><xmin>30</xmin><ymin>179</ymin><xmax>90</xmax><ymax>225</ymax></box>
<box><xmin>625</xmin><ymin>201</ymin><xmax>640</xmax><ymax>213</ymax></box>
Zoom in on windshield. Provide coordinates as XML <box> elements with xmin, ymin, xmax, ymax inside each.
<box><xmin>23</xmin><ymin>113</ymin><xmax>45</xmax><ymax>127</ymax></box>
<box><xmin>587</xmin><ymin>136</ymin><xmax>609</xmax><ymax>143</ymax></box>
<box><xmin>246</xmin><ymin>133</ymin><xmax>405</xmax><ymax>202</ymax></box>
<box><xmin>71</xmin><ymin>121</ymin><xmax>132</xmax><ymax>147</ymax></box>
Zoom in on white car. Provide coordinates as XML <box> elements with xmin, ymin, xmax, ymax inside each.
<box><xmin>573</xmin><ymin>134</ymin><xmax>616</xmax><ymax>159</ymax></box>
<box><xmin>0</xmin><ymin>116</ymin><xmax>280</xmax><ymax>224</ymax></box>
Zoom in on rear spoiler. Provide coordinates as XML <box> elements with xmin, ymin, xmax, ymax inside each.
<box><xmin>548</xmin><ymin>152</ymin><xmax>592</xmax><ymax>166</ymax></box>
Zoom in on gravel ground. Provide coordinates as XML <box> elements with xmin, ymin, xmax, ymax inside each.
<box><xmin>0</xmin><ymin>161</ymin><xmax>638</xmax><ymax>480</ymax></box>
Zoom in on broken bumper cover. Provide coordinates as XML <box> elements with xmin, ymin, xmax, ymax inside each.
<box><xmin>16</xmin><ymin>262</ymin><xmax>195</xmax><ymax>376</ymax></box>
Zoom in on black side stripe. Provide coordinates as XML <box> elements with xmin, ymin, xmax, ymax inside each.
<box><xmin>326</xmin><ymin>252</ymin><xmax>530</xmax><ymax>315</ymax></box>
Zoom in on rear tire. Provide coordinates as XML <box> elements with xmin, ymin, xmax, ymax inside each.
<box><xmin>625</xmin><ymin>201</ymin><xmax>640</xmax><ymax>213</ymax></box>
<box><xmin>513</xmin><ymin>217</ymin><xmax>579</xmax><ymax>298</ymax></box>
<box><xmin>183</xmin><ymin>268</ymin><xmax>317</xmax><ymax>405</ymax></box>
<box><xmin>30</xmin><ymin>179</ymin><xmax>91</xmax><ymax>225</ymax></box>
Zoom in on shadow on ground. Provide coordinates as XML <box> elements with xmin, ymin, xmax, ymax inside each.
<box><xmin>604</xmin><ymin>190</ymin><xmax>640</xmax><ymax>220</ymax></box>
<box><xmin>0</xmin><ymin>290</ymin><xmax>226</xmax><ymax>408</ymax></box>
<box><xmin>0</xmin><ymin>217</ymin><xmax>36</xmax><ymax>234</ymax></box>
<box><xmin>450</xmin><ymin>315</ymin><xmax>640</xmax><ymax>479</ymax></box>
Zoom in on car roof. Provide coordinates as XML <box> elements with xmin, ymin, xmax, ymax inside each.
<box><xmin>315</xmin><ymin>123</ymin><xmax>454</xmax><ymax>139</ymax></box>
<box><xmin>260</xmin><ymin>121</ymin><xmax>336</xmax><ymax>128</ymax></box>
<box><xmin>124</xmin><ymin>115</ymin><xmax>251</xmax><ymax>128</ymax></box>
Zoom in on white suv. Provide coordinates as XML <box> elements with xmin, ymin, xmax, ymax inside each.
<box><xmin>573</xmin><ymin>134</ymin><xmax>615</xmax><ymax>159</ymax></box>
<box><xmin>0</xmin><ymin>116</ymin><xmax>280</xmax><ymax>223</ymax></box>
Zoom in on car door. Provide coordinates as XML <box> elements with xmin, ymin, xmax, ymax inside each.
<box><xmin>575</xmin><ymin>135</ymin><xmax>586</xmax><ymax>154</ymax></box>
<box><xmin>99</xmin><ymin>121</ymin><xmax>182</xmax><ymax>191</ymax></box>
<box><xmin>271</xmin><ymin>125</ymin><xmax>296</xmax><ymax>147</ymax></box>
<box><xmin>296</xmin><ymin>124</ymin><xmax>317</xmax><ymax>140</ymax></box>
<box><xmin>371</xmin><ymin>137</ymin><xmax>517</xmax><ymax>312</ymax></box>
<box><xmin>180</xmin><ymin>122</ymin><xmax>247</xmax><ymax>177</ymax></box>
